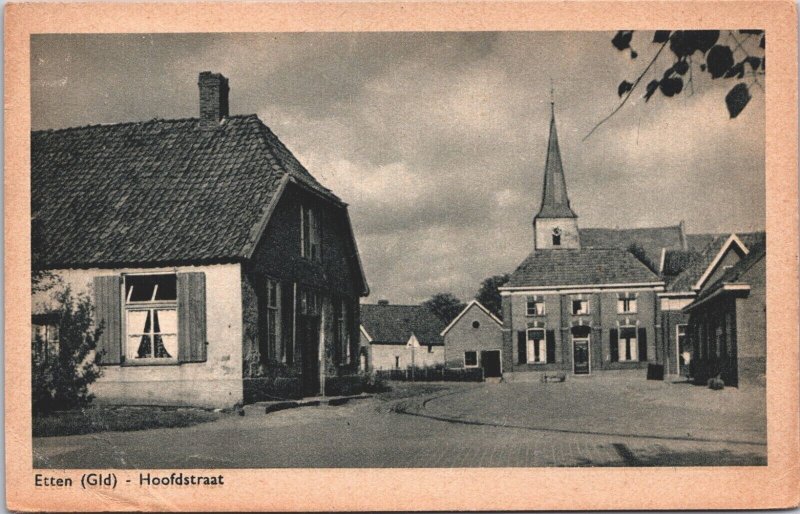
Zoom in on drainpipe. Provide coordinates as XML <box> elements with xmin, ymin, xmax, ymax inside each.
<box><xmin>319</xmin><ymin>297</ymin><xmax>326</xmax><ymax>397</ymax></box>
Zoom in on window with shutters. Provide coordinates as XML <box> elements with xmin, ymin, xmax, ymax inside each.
<box><xmin>526</xmin><ymin>296</ymin><xmax>546</xmax><ymax>316</ymax></box>
<box><xmin>464</xmin><ymin>351</ymin><xmax>478</xmax><ymax>367</ymax></box>
<box><xmin>618</xmin><ymin>326</ymin><xmax>638</xmax><ymax>362</ymax></box>
<box><xmin>526</xmin><ymin>328</ymin><xmax>547</xmax><ymax>363</ymax></box>
<box><xmin>300</xmin><ymin>204</ymin><xmax>322</xmax><ymax>262</ymax></box>
<box><xmin>124</xmin><ymin>274</ymin><xmax>178</xmax><ymax>362</ymax></box>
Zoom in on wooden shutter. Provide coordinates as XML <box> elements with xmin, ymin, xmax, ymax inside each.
<box><xmin>609</xmin><ymin>328</ymin><xmax>619</xmax><ymax>362</ymax></box>
<box><xmin>517</xmin><ymin>331</ymin><xmax>526</xmax><ymax>364</ymax></box>
<box><xmin>178</xmin><ymin>272</ymin><xmax>207</xmax><ymax>363</ymax></box>
<box><xmin>545</xmin><ymin>330</ymin><xmax>556</xmax><ymax>363</ymax></box>
<box><xmin>637</xmin><ymin>327</ymin><xmax>648</xmax><ymax>362</ymax></box>
<box><xmin>93</xmin><ymin>275</ymin><xmax>122</xmax><ymax>365</ymax></box>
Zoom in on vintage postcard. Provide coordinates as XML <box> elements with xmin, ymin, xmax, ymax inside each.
<box><xmin>5</xmin><ymin>1</ymin><xmax>799</xmax><ymax>511</ymax></box>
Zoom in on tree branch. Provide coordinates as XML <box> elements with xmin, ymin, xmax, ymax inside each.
<box><xmin>583</xmin><ymin>38</ymin><xmax>670</xmax><ymax>141</ymax></box>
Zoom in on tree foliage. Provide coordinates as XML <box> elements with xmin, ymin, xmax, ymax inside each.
<box><xmin>474</xmin><ymin>273</ymin><xmax>510</xmax><ymax>319</ymax></box>
<box><xmin>422</xmin><ymin>293</ymin><xmax>466</xmax><ymax>325</ymax></box>
<box><xmin>32</xmin><ymin>287</ymin><xmax>104</xmax><ymax>414</ymax></box>
<box><xmin>627</xmin><ymin>242</ymin><xmax>658</xmax><ymax>274</ymax></box>
<box><xmin>587</xmin><ymin>30</ymin><xmax>764</xmax><ymax>139</ymax></box>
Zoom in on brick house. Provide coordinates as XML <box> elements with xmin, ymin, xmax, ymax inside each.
<box><xmin>682</xmin><ymin>237</ymin><xmax>766</xmax><ymax>386</ymax></box>
<box><xmin>359</xmin><ymin>302</ymin><xmax>445</xmax><ymax>371</ymax></box>
<box><xmin>31</xmin><ymin>72</ymin><xmax>369</xmax><ymax>408</ymax></box>
<box><xmin>498</xmin><ymin>101</ymin><xmax>765</xmax><ymax>381</ymax></box>
<box><xmin>441</xmin><ymin>300</ymin><xmax>504</xmax><ymax>376</ymax></box>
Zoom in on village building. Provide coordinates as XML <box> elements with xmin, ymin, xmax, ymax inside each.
<box><xmin>498</xmin><ymin>100</ymin><xmax>765</xmax><ymax>384</ymax></box>
<box><xmin>31</xmin><ymin>72</ymin><xmax>369</xmax><ymax>408</ymax></box>
<box><xmin>682</xmin><ymin>237</ymin><xmax>766</xmax><ymax>386</ymax></box>
<box><xmin>359</xmin><ymin>302</ymin><xmax>445</xmax><ymax>371</ymax></box>
<box><xmin>441</xmin><ymin>300</ymin><xmax>504</xmax><ymax>377</ymax></box>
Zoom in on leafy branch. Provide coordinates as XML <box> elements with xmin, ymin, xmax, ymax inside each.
<box><xmin>585</xmin><ymin>30</ymin><xmax>765</xmax><ymax>140</ymax></box>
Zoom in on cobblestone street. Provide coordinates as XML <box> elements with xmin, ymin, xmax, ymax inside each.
<box><xmin>34</xmin><ymin>379</ymin><xmax>766</xmax><ymax>468</ymax></box>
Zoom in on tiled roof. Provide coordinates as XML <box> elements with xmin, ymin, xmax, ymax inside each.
<box><xmin>662</xmin><ymin>249</ymin><xmax>700</xmax><ymax>277</ymax></box>
<box><xmin>360</xmin><ymin>304</ymin><xmax>445</xmax><ymax>346</ymax></box>
<box><xmin>32</xmin><ymin>115</ymin><xmax>338</xmax><ymax>267</ymax></box>
<box><xmin>505</xmin><ymin>248</ymin><xmax>661</xmax><ymax>288</ymax></box>
<box><xmin>692</xmin><ymin>241</ymin><xmax>766</xmax><ymax>304</ymax></box>
<box><xmin>579</xmin><ymin>225</ymin><xmax>684</xmax><ymax>268</ymax></box>
<box><xmin>667</xmin><ymin>232</ymin><xmax>766</xmax><ymax>292</ymax></box>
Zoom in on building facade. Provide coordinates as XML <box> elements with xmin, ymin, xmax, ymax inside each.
<box><xmin>497</xmin><ymin>101</ymin><xmax>766</xmax><ymax>383</ymax></box>
<box><xmin>31</xmin><ymin>72</ymin><xmax>369</xmax><ymax>408</ymax></box>
<box><xmin>359</xmin><ymin>302</ymin><xmax>445</xmax><ymax>371</ymax></box>
<box><xmin>442</xmin><ymin>300</ymin><xmax>504</xmax><ymax>377</ymax></box>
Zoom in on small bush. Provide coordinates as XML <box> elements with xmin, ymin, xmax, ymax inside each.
<box><xmin>361</xmin><ymin>372</ymin><xmax>390</xmax><ymax>393</ymax></box>
<box><xmin>708</xmin><ymin>377</ymin><xmax>725</xmax><ymax>390</ymax></box>
<box><xmin>32</xmin><ymin>287</ymin><xmax>103</xmax><ymax>415</ymax></box>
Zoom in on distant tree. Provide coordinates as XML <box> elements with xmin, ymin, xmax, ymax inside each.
<box><xmin>475</xmin><ymin>273</ymin><xmax>510</xmax><ymax>319</ymax></box>
<box><xmin>32</xmin><ymin>287</ymin><xmax>103</xmax><ymax>414</ymax></box>
<box><xmin>587</xmin><ymin>30</ymin><xmax>765</xmax><ymax>139</ymax></box>
<box><xmin>627</xmin><ymin>242</ymin><xmax>658</xmax><ymax>274</ymax></box>
<box><xmin>423</xmin><ymin>293</ymin><xmax>466</xmax><ymax>325</ymax></box>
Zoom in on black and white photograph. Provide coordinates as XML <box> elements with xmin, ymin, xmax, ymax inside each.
<box><xmin>30</xmin><ymin>30</ymin><xmax>767</xmax><ymax>469</ymax></box>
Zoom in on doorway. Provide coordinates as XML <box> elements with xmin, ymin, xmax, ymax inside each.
<box><xmin>480</xmin><ymin>350</ymin><xmax>502</xmax><ymax>378</ymax></box>
<box><xmin>573</xmin><ymin>339</ymin><xmax>590</xmax><ymax>375</ymax></box>
<box><xmin>299</xmin><ymin>315</ymin><xmax>320</xmax><ymax>396</ymax></box>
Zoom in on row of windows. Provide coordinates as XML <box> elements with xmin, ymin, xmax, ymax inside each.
<box><xmin>518</xmin><ymin>327</ymin><xmax>648</xmax><ymax>364</ymax></box>
<box><xmin>525</xmin><ymin>296</ymin><xmax>638</xmax><ymax>316</ymax></box>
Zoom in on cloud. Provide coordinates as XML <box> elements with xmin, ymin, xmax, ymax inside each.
<box><xmin>31</xmin><ymin>32</ymin><xmax>766</xmax><ymax>303</ymax></box>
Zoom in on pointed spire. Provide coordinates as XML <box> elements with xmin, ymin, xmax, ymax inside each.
<box><xmin>535</xmin><ymin>97</ymin><xmax>577</xmax><ymax>219</ymax></box>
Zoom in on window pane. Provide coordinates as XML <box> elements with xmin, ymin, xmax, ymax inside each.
<box><xmin>127</xmin><ymin>310</ymin><xmax>149</xmax><ymax>336</ymax></box>
<box><xmin>156</xmin><ymin>309</ymin><xmax>177</xmax><ymax>334</ymax></box>
<box><xmin>465</xmin><ymin>352</ymin><xmax>477</xmax><ymax>366</ymax></box>
<box><xmin>132</xmin><ymin>335</ymin><xmax>152</xmax><ymax>359</ymax></box>
<box><xmin>126</xmin><ymin>274</ymin><xmax>176</xmax><ymax>302</ymax></box>
<box><xmin>153</xmin><ymin>334</ymin><xmax>174</xmax><ymax>358</ymax></box>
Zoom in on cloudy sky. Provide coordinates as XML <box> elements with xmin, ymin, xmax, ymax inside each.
<box><xmin>31</xmin><ymin>32</ymin><xmax>765</xmax><ymax>304</ymax></box>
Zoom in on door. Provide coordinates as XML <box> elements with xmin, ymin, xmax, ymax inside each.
<box><xmin>480</xmin><ymin>350</ymin><xmax>502</xmax><ymax>378</ymax></box>
<box><xmin>299</xmin><ymin>315</ymin><xmax>320</xmax><ymax>396</ymax></box>
<box><xmin>573</xmin><ymin>339</ymin><xmax>590</xmax><ymax>375</ymax></box>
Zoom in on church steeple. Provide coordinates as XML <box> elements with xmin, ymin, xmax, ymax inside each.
<box><xmin>533</xmin><ymin>94</ymin><xmax>580</xmax><ymax>250</ymax></box>
<box><xmin>535</xmin><ymin>98</ymin><xmax>577</xmax><ymax>220</ymax></box>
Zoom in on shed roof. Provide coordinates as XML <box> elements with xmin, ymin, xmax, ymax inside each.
<box><xmin>360</xmin><ymin>304</ymin><xmax>445</xmax><ymax>346</ymax></box>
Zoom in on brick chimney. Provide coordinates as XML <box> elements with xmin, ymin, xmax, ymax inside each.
<box><xmin>198</xmin><ymin>72</ymin><xmax>229</xmax><ymax>127</ymax></box>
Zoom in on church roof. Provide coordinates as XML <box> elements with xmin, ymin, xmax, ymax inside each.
<box><xmin>579</xmin><ymin>224</ymin><xmax>685</xmax><ymax>269</ymax></box>
<box><xmin>535</xmin><ymin>105</ymin><xmax>577</xmax><ymax>219</ymax></box>
<box><xmin>505</xmin><ymin>248</ymin><xmax>662</xmax><ymax>288</ymax></box>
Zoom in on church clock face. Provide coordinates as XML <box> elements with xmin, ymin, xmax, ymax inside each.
<box><xmin>553</xmin><ymin>227</ymin><xmax>561</xmax><ymax>236</ymax></box>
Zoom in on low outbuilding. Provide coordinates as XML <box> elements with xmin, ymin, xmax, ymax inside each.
<box><xmin>442</xmin><ymin>300</ymin><xmax>504</xmax><ymax>377</ymax></box>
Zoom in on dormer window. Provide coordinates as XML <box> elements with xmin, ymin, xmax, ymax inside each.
<box><xmin>552</xmin><ymin>227</ymin><xmax>561</xmax><ymax>246</ymax></box>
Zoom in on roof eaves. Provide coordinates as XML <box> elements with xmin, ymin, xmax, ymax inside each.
<box><xmin>692</xmin><ymin>234</ymin><xmax>750</xmax><ymax>291</ymax></box>
<box><xmin>241</xmin><ymin>174</ymin><xmax>291</xmax><ymax>260</ymax></box>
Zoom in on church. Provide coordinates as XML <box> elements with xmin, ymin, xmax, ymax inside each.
<box><xmin>497</xmin><ymin>100</ymin><xmax>765</xmax><ymax>384</ymax></box>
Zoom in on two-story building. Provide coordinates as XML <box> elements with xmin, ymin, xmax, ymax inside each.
<box><xmin>31</xmin><ymin>72</ymin><xmax>369</xmax><ymax>408</ymax></box>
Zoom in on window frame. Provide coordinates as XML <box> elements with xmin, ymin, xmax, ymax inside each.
<box><xmin>300</xmin><ymin>204</ymin><xmax>322</xmax><ymax>262</ymax></box>
<box><xmin>526</xmin><ymin>328</ymin><xmax>547</xmax><ymax>364</ymax></box>
<box><xmin>123</xmin><ymin>273</ymin><xmax>179</xmax><ymax>365</ymax></box>
<box><xmin>617</xmin><ymin>297</ymin><xmax>638</xmax><ymax>314</ymax></box>
<box><xmin>526</xmin><ymin>297</ymin><xmax>546</xmax><ymax>316</ymax></box>
<box><xmin>571</xmin><ymin>299</ymin><xmax>589</xmax><ymax>316</ymax></box>
<box><xmin>464</xmin><ymin>351</ymin><xmax>479</xmax><ymax>368</ymax></box>
<box><xmin>617</xmin><ymin>325</ymin><xmax>639</xmax><ymax>362</ymax></box>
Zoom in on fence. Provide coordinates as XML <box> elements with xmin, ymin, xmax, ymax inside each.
<box><xmin>374</xmin><ymin>366</ymin><xmax>484</xmax><ymax>382</ymax></box>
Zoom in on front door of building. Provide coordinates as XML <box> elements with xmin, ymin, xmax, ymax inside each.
<box><xmin>480</xmin><ymin>350</ymin><xmax>502</xmax><ymax>378</ymax></box>
<box><xmin>573</xmin><ymin>339</ymin><xmax>590</xmax><ymax>375</ymax></box>
<box><xmin>299</xmin><ymin>315</ymin><xmax>320</xmax><ymax>396</ymax></box>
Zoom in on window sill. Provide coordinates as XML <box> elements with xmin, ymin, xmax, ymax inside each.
<box><xmin>526</xmin><ymin>361</ymin><xmax>549</xmax><ymax>365</ymax></box>
<box><xmin>121</xmin><ymin>359</ymin><xmax>180</xmax><ymax>367</ymax></box>
<box><xmin>525</xmin><ymin>314</ymin><xmax>546</xmax><ymax>318</ymax></box>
